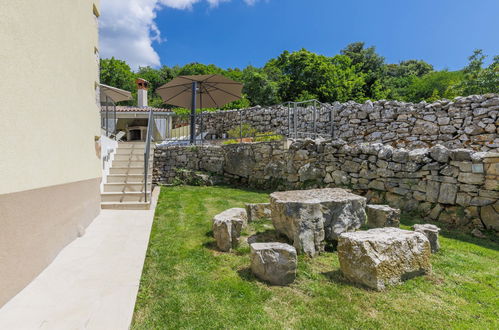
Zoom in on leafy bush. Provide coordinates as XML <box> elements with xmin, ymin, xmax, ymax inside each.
<box><xmin>222</xmin><ymin>139</ymin><xmax>240</xmax><ymax>145</ymax></box>
<box><xmin>254</xmin><ymin>133</ymin><xmax>283</xmax><ymax>142</ymax></box>
<box><xmin>227</xmin><ymin>123</ymin><xmax>258</xmax><ymax>138</ymax></box>
<box><xmin>222</xmin><ymin>127</ymin><xmax>283</xmax><ymax>144</ymax></box>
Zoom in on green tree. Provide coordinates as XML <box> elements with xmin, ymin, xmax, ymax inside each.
<box><xmin>458</xmin><ymin>50</ymin><xmax>499</xmax><ymax>95</ymax></box>
<box><xmin>177</xmin><ymin>63</ymin><xmax>223</xmax><ymax>76</ymax></box>
<box><xmin>384</xmin><ymin>60</ymin><xmax>434</xmax><ymax>100</ymax></box>
<box><xmin>340</xmin><ymin>42</ymin><xmax>386</xmax><ymax>99</ymax></box>
<box><xmin>406</xmin><ymin>70</ymin><xmax>463</xmax><ymax>102</ymax></box>
<box><xmin>100</xmin><ymin>57</ymin><xmax>136</xmax><ymax>105</ymax></box>
<box><xmin>242</xmin><ymin>66</ymin><xmax>280</xmax><ymax>106</ymax></box>
<box><xmin>136</xmin><ymin>65</ymin><xmax>180</xmax><ymax>107</ymax></box>
<box><xmin>480</xmin><ymin>56</ymin><xmax>499</xmax><ymax>93</ymax></box>
<box><xmin>100</xmin><ymin>57</ymin><xmax>136</xmax><ymax>92</ymax></box>
<box><xmin>266</xmin><ymin>49</ymin><xmax>365</xmax><ymax>103</ymax></box>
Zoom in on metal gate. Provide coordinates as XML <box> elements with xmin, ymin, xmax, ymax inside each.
<box><xmin>287</xmin><ymin>100</ymin><xmax>335</xmax><ymax>139</ymax></box>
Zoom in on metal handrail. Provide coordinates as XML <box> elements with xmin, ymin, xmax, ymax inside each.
<box><xmin>144</xmin><ymin>109</ymin><xmax>153</xmax><ymax>203</ymax></box>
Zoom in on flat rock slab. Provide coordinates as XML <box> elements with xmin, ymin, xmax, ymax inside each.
<box><xmin>413</xmin><ymin>224</ymin><xmax>441</xmax><ymax>253</ymax></box>
<box><xmin>270</xmin><ymin>188</ymin><xmax>367</xmax><ymax>257</ymax></box>
<box><xmin>366</xmin><ymin>204</ymin><xmax>400</xmax><ymax>228</ymax></box>
<box><xmin>338</xmin><ymin>228</ymin><xmax>431</xmax><ymax>290</ymax></box>
<box><xmin>212</xmin><ymin>208</ymin><xmax>247</xmax><ymax>252</ymax></box>
<box><xmin>250</xmin><ymin>242</ymin><xmax>297</xmax><ymax>286</ymax></box>
<box><xmin>245</xmin><ymin>203</ymin><xmax>272</xmax><ymax>222</ymax></box>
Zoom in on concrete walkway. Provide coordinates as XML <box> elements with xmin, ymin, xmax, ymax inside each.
<box><xmin>0</xmin><ymin>188</ymin><xmax>159</xmax><ymax>330</ymax></box>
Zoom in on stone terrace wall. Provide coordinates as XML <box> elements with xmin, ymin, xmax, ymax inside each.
<box><xmin>199</xmin><ymin>94</ymin><xmax>499</xmax><ymax>151</ymax></box>
<box><xmin>154</xmin><ymin>140</ymin><xmax>499</xmax><ymax>233</ymax></box>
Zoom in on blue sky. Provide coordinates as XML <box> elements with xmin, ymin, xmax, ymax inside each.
<box><xmin>100</xmin><ymin>0</ymin><xmax>499</xmax><ymax>71</ymax></box>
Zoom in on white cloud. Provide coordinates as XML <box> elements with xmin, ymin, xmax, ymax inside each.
<box><xmin>99</xmin><ymin>0</ymin><xmax>258</xmax><ymax>70</ymax></box>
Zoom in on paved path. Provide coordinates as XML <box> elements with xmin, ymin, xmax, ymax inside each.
<box><xmin>0</xmin><ymin>188</ymin><xmax>159</xmax><ymax>330</ymax></box>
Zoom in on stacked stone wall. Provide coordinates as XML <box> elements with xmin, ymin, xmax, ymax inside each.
<box><xmin>154</xmin><ymin>139</ymin><xmax>499</xmax><ymax>233</ymax></box>
<box><xmin>199</xmin><ymin>94</ymin><xmax>499</xmax><ymax>151</ymax></box>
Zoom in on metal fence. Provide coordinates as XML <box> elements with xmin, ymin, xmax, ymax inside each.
<box><xmin>286</xmin><ymin>99</ymin><xmax>335</xmax><ymax>139</ymax></box>
<box><xmin>151</xmin><ymin>99</ymin><xmax>336</xmax><ymax>146</ymax></box>
<box><xmin>100</xmin><ymin>97</ymin><xmax>117</xmax><ymax>137</ymax></box>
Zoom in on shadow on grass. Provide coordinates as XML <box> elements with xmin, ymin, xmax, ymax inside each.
<box><xmin>321</xmin><ymin>270</ymin><xmax>377</xmax><ymax>291</ymax></box>
<box><xmin>202</xmin><ymin>241</ymin><xmax>219</xmax><ymax>251</ymax></box>
<box><xmin>237</xmin><ymin>267</ymin><xmax>258</xmax><ymax>283</ymax></box>
<box><xmin>247</xmin><ymin>230</ymin><xmax>289</xmax><ymax>245</ymax></box>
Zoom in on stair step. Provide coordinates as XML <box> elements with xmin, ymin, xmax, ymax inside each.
<box><xmin>114</xmin><ymin>154</ymin><xmax>153</xmax><ymax>161</ymax></box>
<box><xmin>109</xmin><ymin>167</ymin><xmax>151</xmax><ymax>175</ymax></box>
<box><xmin>118</xmin><ymin>141</ymin><xmax>147</xmax><ymax>146</ymax></box>
<box><xmin>101</xmin><ymin>192</ymin><xmax>151</xmax><ymax>202</ymax></box>
<box><xmin>103</xmin><ymin>183</ymin><xmax>151</xmax><ymax>192</ymax></box>
<box><xmin>115</xmin><ymin>149</ymin><xmax>151</xmax><ymax>155</ymax></box>
<box><xmin>101</xmin><ymin>202</ymin><xmax>151</xmax><ymax>210</ymax></box>
<box><xmin>112</xmin><ymin>160</ymin><xmax>151</xmax><ymax>167</ymax></box>
<box><xmin>107</xmin><ymin>174</ymin><xmax>152</xmax><ymax>183</ymax></box>
<box><xmin>117</xmin><ymin>144</ymin><xmax>153</xmax><ymax>150</ymax></box>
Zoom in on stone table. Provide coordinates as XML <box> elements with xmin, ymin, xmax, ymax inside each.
<box><xmin>270</xmin><ymin>188</ymin><xmax>367</xmax><ymax>257</ymax></box>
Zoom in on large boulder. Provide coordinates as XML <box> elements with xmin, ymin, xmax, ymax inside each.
<box><xmin>366</xmin><ymin>204</ymin><xmax>400</xmax><ymax>228</ymax></box>
<box><xmin>338</xmin><ymin>228</ymin><xmax>431</xmax><ymax>290</ymax></box>
<box><xmin>270</xmin><ymin>188</ymin><xmax>367</xmax><ymax>257</ymax></box>
<box><xmin>412</xmin><ymin>224</ymin><xmax>441</xmax><ymax>253</ymax></box>
<box><xmin>250</xmin><ymin>242</ymin><xmax>297</xmax><ymax>286</ymax></box>
<box><xmin>212</xmin><ymin>208</ymin><xmax>247</xmax><ymax>252</ymax></box>
<box><xmin>245</xmin><ymin>203</ymin><xmax>272</xmax><ymax>222</ymax></box>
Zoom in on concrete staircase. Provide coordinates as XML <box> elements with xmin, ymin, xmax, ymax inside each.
<box><xmin>101</xmin><ymin>142</ymin><xmax>154</xmax><ymax>210</ymax></box>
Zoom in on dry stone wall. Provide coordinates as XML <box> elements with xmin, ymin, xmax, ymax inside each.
<box><xmin>154</xmin><ymin>139</ymin><xmax>499</xmax><ymax>233</ymax></box>
<box><xmin>199</xmin><ymin>94</ymin><xmax>499</xmax><ymax>151</ymax></box>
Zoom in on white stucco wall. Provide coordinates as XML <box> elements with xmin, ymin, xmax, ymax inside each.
<box><xmin>0</xmin><ymin>0</ymin><xmax>102</xmax><ymax>194</ymax></box>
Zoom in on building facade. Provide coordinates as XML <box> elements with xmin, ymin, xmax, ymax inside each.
<box><xmin>0</xmin><ymin>0</ymin><xmax>102</xmax><ymax>306</ymax></box>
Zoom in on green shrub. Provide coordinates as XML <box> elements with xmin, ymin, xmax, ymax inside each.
<box><xmin>227</xmin><ymin>123</ymin><xmax>258</xmax><ymax>138</ymax></box>
<box><xmin>222</xmin><ymin>139</ymin><xmax>240</xmax><ymax>145</ymax></box>
<box><xmin>254</xmin><ymin>133</ymin><xmax>283</xmax><ymax>142</ymax></box>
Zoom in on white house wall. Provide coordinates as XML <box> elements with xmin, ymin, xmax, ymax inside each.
<box><xmin>0</xmin><ymin>0</ymin><xmax>102</xmax><ymax>307</ymax></box>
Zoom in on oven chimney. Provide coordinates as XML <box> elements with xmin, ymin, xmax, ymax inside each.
<box><xmin>136</xmin><ymin>78</ymin><xmax>149</xmax><ymax>107</ymax></box>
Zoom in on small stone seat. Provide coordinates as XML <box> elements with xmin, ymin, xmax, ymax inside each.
<box><xmin>412</xmin><ymin>224</ymin><xmax>441</xmax><ymax>253</ymax></box>
<box><xmin>245</xmin><ymin>203</ymin><xmax>272</xmax><ymax>222</ymax></box>
<box><xmin>212</xmin><ymin>208</ymin><xmax>247</xmax><ymax>252</ymax></box>
<box><xmin>250</xmin><ymin>242</ymin><xmax>297</xmax><ymax>286</ymax></box>
<box><xmin>366</xmin><ymin>204</ymin><xmax>400</xmax><ymax>228</ymax></box>
<box><xmin>338</xmin><ymin>228</ymin><xmax>431</xmax><ymax>290</ymax></box>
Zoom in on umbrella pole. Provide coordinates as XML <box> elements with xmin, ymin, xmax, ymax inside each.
<box><xmin>190</xmin><ymin>81</ymin><xmax>197</xmax><ymax>144</ymax></box>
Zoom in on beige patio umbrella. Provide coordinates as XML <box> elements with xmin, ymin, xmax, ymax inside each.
<box><xmin>156</xmin><ymin>74</ymin><xmax>243</xmax><ymax>109</ymax></box>
<box><xmin>156</xmin><ymin>74</ymin><xmax>243</xmax><ymax>142</ymax></box>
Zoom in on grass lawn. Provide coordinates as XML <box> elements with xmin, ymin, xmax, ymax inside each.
<box><xmin>132</xmin><ymin>186</ymin><xmax>499</xmax><ymax>329</ymax></box>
